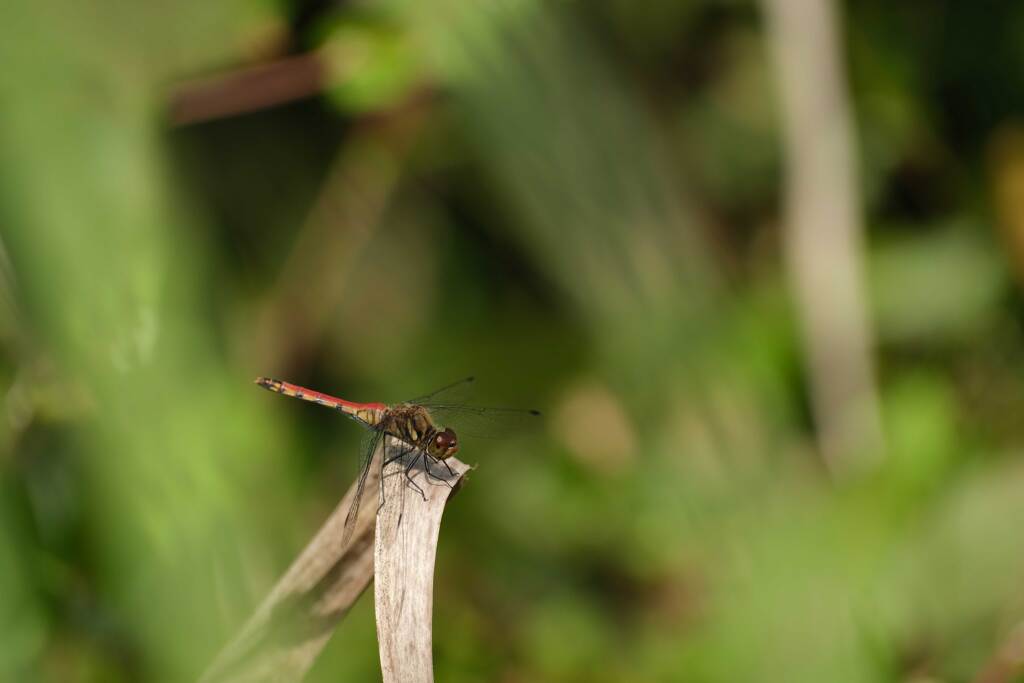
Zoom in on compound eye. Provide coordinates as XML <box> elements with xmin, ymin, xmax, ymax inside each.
<box><xmin>434</xmin><ymin>428</ymin><xmax>457</xmax><ymax>451</ymax></box>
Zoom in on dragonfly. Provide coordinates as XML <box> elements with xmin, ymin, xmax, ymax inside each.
<box><xmin>255</xmin><ymin>376</ymin><xmax>540</xmax><ymax>546</ymax></box>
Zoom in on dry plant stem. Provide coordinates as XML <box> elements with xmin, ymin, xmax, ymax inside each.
<box><xmin>763</xmin><ymin>0</ymin><xmax>884</xmax><ymax>474</ymax></box>
<box><xmin>375</xmin><ymin>438</ymin><xmax>470</xmax><ymax>683</ymax></box>
<box><xmin>199</xmin><ymin>440</ymin><xmax>469</xmax><ymax>683</ymax></box>
<box><xmin>198</xmin><ymin>448</ymin><xmax>383</xmax><ymax>683</ymax></box>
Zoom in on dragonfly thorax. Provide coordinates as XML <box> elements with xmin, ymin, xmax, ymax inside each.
<box><xmin>380</xmin><ymin>404</ymin><xmax>460</xmax><ymax>460</ymax></box>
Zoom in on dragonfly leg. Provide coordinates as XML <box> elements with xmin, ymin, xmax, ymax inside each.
<box><xmin>382</xmin><ymin>448</ymin><xmax>411</xmax><ymax>467</ymax></box>
<box><xmin>440</xmin><ymin>457</ymin><xmax>457</xmax><ymax>479</ymax></box>
<box><xmin>404</xmin><ymin>452</ymin><xmax>426</xmax><ymax>501</ymax></box>
<box><xmin>423</xmin><ymin>455</ymin><xmax>455</xmax><ymax>490</ymax></box>
<box><xmin>380</xmin><ymin>444</ymin><xmax>414</xmax><ymax>513</ymax></box>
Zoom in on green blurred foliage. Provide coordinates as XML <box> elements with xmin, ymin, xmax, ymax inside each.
<box><xmin>2</xmin><ymin>0</ymin><xmax>1024</xmax><ymax>681</ymax></box>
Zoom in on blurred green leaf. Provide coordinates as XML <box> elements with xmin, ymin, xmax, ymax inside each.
<box><xmin>871</xmin><ymin>225</ymin><xmax>1006</xmax><ymax>344</ymax></box>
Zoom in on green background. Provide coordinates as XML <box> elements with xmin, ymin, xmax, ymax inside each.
<box><xmin>3</xmin><ymin>1</ymin><xmax>1024</xmax><ymax>681</ymax></box>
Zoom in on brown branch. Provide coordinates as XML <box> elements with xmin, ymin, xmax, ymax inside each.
<box><xmin>374</xmin><ymin>440</ymin><xmax>471</xmax><ymax>683</ymax></box>
<box><xmin>167</xmin><ymin>43</ymin><xmax>436</xmax><ymax>129</ymax></box>
<box><xmin>169</xmin><ymin>52</ymin><xmax>330</xmax><ymax>126</ymax></box>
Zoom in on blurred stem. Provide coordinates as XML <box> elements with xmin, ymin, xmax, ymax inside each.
<box><xmin>249</xmin><ymin>93</ymin><xmax>431</xmax><ymax>371</ymax></box>
<box><xmin>763</xmin><ymin>0</ymin><xmax>884</xmax><ymax>474</ymax></box>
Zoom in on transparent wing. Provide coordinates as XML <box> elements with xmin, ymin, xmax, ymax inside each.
<box><xmin>410</xmin><ymin>377</ymin><xmax>541</xmax><ymax>439</ymax></box>
<box><xmin>340</xmin><ymin>428</ymin><xmax>385</xmax><ymax>550</ymax></box>
<box><xmin>407</xmin><ymin>376</ymin><xmax>476</xmax><ymax>406</ymax></box>
<box><xmin>424</xmin><ymin>404</ymin><xmax>542</xmax><ymax>440</ymax></box>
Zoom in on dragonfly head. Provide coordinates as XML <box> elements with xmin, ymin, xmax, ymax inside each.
<box><xmin>429</xmin><ymin>427</ymin><xmax>459</xmax><ymax>459</ymax></box>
